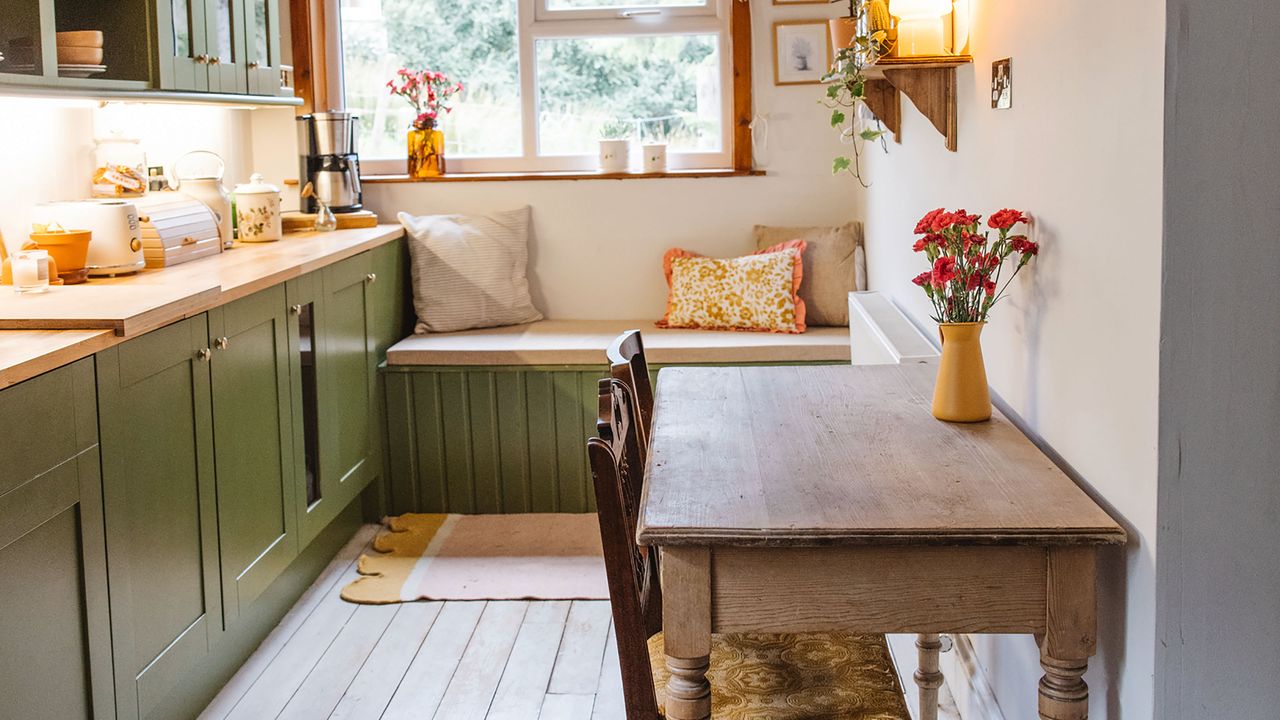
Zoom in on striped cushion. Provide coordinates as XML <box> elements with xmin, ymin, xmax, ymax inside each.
<box><xmin>399</xmin><ymin>206</ymin><xmax>544</xmax><ymax>333</ymax></box>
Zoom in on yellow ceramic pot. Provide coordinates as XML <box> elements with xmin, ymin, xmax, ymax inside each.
<box><xmin>932</xmin><ymin>322</ymin><xmax>991</xmax><ymax>423</ymax></box>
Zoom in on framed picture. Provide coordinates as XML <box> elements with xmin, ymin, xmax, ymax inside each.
<box><xmin>992</xmin><ymin>58</ymin><xmax>1013</xmax><ymax>109</ymax></box>
<box><xmin>773</xmin><ymin>21</ymin><xmax>832</xmax><ymax>86</ymax></box>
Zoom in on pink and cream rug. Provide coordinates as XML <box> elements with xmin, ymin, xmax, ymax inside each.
<box><xmin>341</xmin><ymin>513</ymin><xmax>609</xmax><ymax>604</ymax></box>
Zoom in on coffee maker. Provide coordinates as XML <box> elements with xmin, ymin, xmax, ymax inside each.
<box><xmin>296</xmin><ymin>112</ymin><xmax>363</xmax><ymax>213</ymax></box>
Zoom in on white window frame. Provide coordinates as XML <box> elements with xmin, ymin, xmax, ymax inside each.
<box><xmin>353</xmin><ymin>0</ymin><xmax>734</xmax><ymax>175</ymax></box>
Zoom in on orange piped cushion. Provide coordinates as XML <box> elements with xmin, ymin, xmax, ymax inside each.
<box><xmin>657</xmin><ymin>240</ymin><xmax>807</xmax><ymax>333</ymax></box>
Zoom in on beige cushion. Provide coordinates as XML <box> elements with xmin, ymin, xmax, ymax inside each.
<box><xmin>385</xmin><ymin>320</ymin><xmax>851</xmax><ymax>366</ymax></box>
<box><xmin>398</xmin><ymin>206</ymin><xmax>543</xmax><ymax>334</ymax></box>
<box><xmin>754</xmin><ymin>222</ymin><xmax>865</xmax><ymax>326</ymax></box>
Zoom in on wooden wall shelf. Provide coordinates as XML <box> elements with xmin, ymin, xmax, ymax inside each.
<box><xmin>863</xmin><ymin>56</ymin><xmax>972</xmax><ymax>152</ymax></box>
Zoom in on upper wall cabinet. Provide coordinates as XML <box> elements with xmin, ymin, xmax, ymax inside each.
<box><xmin>0</xmin><ymin>0</ymin><xmax>295</xmax><ymax>100</ymax></box>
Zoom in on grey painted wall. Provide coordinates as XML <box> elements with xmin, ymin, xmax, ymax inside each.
<box><xmin>1156</xmin><ymin>1</ymin><xmax>1280</xmax><ymax>717</ymax></box>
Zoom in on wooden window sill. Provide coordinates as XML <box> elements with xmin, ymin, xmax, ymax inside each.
<box><xmin>360</xmin><ymin>168</ymin><xmax>765</xmax><ymax>184</ymax></box>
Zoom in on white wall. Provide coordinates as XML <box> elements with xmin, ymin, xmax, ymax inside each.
<box><xmin>364</xmin><ymin>1</ymin><xmax>864</xmax><ymax>320</ymax></box>
<box><xmin>860</xmin><ymin>2</ymin><xmax>1165</xmax><ymax>718</ymax></box>
<box><xmin>0</xmin><ymin>99</ymin><xmax>297</xmax><ymax>256</ymax></box>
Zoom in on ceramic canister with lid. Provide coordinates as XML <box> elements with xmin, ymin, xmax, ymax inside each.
<box><xmin>234</xmin><ymin>173</ymin><xmax>283</xmax><ymax>242</ymax></box>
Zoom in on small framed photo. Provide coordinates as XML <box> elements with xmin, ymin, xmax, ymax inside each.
<box><xmin>773</xmin><ymin>21</ymin><xmax>832</xmax><ymax>86</ymax></box>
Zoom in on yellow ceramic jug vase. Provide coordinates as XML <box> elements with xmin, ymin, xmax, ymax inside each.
<box><xmin>932</xmin><ymin>322</ymin><xmax>991</xmax><ymax>422</ymax></box>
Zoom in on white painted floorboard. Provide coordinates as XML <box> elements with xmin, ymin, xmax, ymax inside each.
<box><xmin>204</xmin><ymin>525</ymin><xmax>951</xmax><ymax>720</ymax></box>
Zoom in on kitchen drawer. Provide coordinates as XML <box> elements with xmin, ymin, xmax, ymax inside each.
<box><xmin>0</xmin><ymin>358</ymin><xmax>97</xmax><ymax>494</ymax></box>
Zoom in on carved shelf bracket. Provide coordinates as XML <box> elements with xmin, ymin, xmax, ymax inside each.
<box><xmin>864</xmin><ymin>57</ymin><xmax>970</xmax><ymax>153</ymax></box>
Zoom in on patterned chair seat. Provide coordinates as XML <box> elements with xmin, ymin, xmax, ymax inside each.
<box><xmin>648</xmin><ymin>631</ymin><xmax>911</xmax><ymax>720</ymax></box>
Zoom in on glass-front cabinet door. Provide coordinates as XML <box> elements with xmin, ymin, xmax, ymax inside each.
<box><xmin>157</xmin><ymin>0</ymin><xmax>210</xmax><ymax>90</ymax></box>
<box><xmin>205</xmin><ymin>0</ymin><xmax>247</xmax><ymax>93</ymax></box>
<box><xmin>244</xmin><ymin>0</ymin><xmax>281</xmax><ymax>95</ymax></box>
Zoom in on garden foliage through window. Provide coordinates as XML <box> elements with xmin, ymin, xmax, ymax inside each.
<box><xmin>339</xmin><ymin>0</ymin><xmax>733</xmax><ymax>173</ymax></box>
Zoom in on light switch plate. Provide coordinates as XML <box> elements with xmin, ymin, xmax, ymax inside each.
<box><xmin>992</xmin><ymin>58</ymin><xmax>1012</xmax><ymax>109</ymax></box>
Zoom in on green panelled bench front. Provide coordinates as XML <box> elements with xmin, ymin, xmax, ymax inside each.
<box><xmin>381</xmin><ymin>320</ymin><xmax>853</xmax><ymax>516</ymax></box>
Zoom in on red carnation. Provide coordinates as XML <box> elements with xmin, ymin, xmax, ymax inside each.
<box><xmin>966</xmin><ymin>273</ymin><xmax>982</xmax><ymax>291</ymax></box>
<box><xmin>931</xmin><ymin>256</ymin><xmax>957</xmax><ymax>288</ymax></box>
<box><xmin>954</xmin><ymin>210</ymin><xmax>981</xmax><ymax>226</ymax></box>
<box><xmin>984</xmin><ymin>280</ymin><xmax>997</xmax><ymax>296</ymax></box>
<box><xmin>911</xmin><ymin>271</ymin><xmax>932</xmax><ymax>287</ymax></box>
<box><xmin>913</xmin><ymin>233</ymin><xmax>944</xmax><ymax>252</ymax></box>
<box><xmin>914</xmin><ymin>208</ymin><xmax>945</xmax><ymax>234</ymax></box>
<box><xmin>1010</xmin><ymin>236</ymin><xmax>1039</xmax><ymax>255</ymax></box>
<box><xmin>988</xmin><ymin>208</ymin><xmax>1029</xmax><ymax>231</ymax></box>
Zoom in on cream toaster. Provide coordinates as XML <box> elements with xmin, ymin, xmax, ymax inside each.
<box><xmin>32</xmin><ymin>200</ymin><xmax>145</xmax><ymax>276</ymax></box>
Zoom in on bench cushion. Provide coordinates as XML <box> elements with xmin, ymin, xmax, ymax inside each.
<box><xmin>385</xmin><ymin>320</ymin><xmax>851</xmax><ymax>366</ymax></box>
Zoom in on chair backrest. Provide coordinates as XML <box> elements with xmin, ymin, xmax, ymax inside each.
<box><xmin>606</xmin><ymin>330</ymin><xmax>655</xmax><ymax>452</ymax></box>
<box><xmin>588</xmin><ymin>375</ymin><xmax>663</xmax><ymax>720</ymax></box>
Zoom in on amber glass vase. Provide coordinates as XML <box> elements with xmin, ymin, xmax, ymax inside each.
<box><xmin>408</xmin><ymin>120</ymin><xmax>445</xmax><ymax>179</ymax></box>
<box><xmin>931</xmin><ymin>322</ymin><xmax>992</xmax><ymax>422</ymax></box>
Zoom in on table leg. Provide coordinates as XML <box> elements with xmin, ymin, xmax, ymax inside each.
<box><xmin>915</xmin><ymin>633</ymin><xmax>943</xmax><ymax>720</ymax></box>
<box><xmin>1038</xmin><ymin>547</ymin><xmax>1097</xmax><ymax>720</ymax></box>
<box><xmin>662</xmin><ymin>546</ymin><xmax>712</xmax><ymax>720</ymax></box>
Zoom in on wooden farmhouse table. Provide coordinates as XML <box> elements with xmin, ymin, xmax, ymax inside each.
<box><xmin>637</xmin><ymin>364</ymin><xmax>1126</xmax><ymax>720</ymax></box>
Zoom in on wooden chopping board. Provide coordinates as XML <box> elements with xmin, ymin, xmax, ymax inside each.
<box><xmin>0</xmin><ymin>281</ymin><xmax>221</xmax><ymax>336</ymax></box>
<box><xmin>283</xmin><ymin>210</ymin><xmax>379</xmax><ymax>232</ymax></box>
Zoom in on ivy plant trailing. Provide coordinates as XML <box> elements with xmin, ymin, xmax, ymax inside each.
<box><xmin>821</xmin><ymin>0</ymin><xmax>892</xmax><ymax>187</ymax></box>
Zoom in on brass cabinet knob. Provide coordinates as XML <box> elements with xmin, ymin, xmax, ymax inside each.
<box><xmin>209</xmin><ymin>56</ymin><xmax>221</xmax><ymax>65</ymax></box>
<box><xmin>214</xmin><ymin>337</ymin><xmax>229</xmax><ymax>350</ymax></box>
<box><xmin>197</xmin><ymin>348</ymin><xmax>212</xmax><ymax>362</ymax></box>
<box><xmin>195</xmin><ymin>54</ymin><xmax>208</xmax><ymax>64</ymax></box>
<box><xmin>290</xmin><ymin>304</ymin><xmax>303</xmax><ymax>315</ymax></box>
<box><xmin>365</xmin><ymin>273</ymin><xmax>377</xmax><ymax>284</ymax></box>
<box><xmin>247</xmin><ymin>61</ymin><xmax>260</xmax><ymax>69</ymax></box>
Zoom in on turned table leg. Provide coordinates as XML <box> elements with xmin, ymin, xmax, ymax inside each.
<box><xmin>915</xmin><ymin>633</ymin><xmax>943</xmax><ymax>720</ymax></box>
<box><xmin>662</xmin><ymin>546</ymin><xmax>712</xmax><ymax>720</ymax></box>
<box><xmin>1039</xmin><ymin>547</ymin><xmax>1098</xmax><ymax>720</ymax></box>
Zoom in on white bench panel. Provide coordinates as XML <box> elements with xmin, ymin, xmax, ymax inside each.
<box><xmin>386</xmin><ymin>320</ymin><xmax>852</xmax><ymax>366</ymax></box>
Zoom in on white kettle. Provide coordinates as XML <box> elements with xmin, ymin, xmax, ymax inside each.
<box><xmin>171</xmin><ymin>150</ymin><xmax>233</xmax><ymax>249</ymax></box>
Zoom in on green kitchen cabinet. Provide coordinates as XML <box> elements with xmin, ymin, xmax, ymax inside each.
<box><xmin>208</xmin><ymin>285</ymin><xmax>298</xmax><ymax>626</ymax></box>
<box><xmin>97</xmin><ymin>316</ymin><xmax>223</xmax><ymax>720</ymax></box>
<box><xmin>0</xmin><ymin>358</ymin><xmax>114</xmax><ymax>720</ymax></box>
<box><xmin>287</xmin><ymin>252</ymin><xmax>380</xmax><ymax>545</ymax></box>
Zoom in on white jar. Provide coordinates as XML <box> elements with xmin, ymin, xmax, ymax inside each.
<box><xmin>642</xmin><ymin>143</ymin><xmax>668</xmax><ymax>173</ymax></box>
<box><xmin>233</xmin><ymin>173</ymin><xmax>283</xmax><ymax>243</ymax></box>
<box><xmin>598</xmin><ymin>140</ymin><xmax>631</xmax><ymax>173</ymax></box>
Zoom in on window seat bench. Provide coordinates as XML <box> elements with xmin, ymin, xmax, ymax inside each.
<box><xmin>380</xmin><ymin>320</ymin><xmax>852</xmax><ymax>516</ymax></box>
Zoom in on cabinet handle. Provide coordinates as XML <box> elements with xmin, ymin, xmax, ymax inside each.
<box><xmin>195</xmin><ymin>54</ymin><xmax>208</xmax><ymax>64</ymax></box>
<box><xmin>290</xmin><ymin>304</ymin><xmax>303</xmax><ymax>315</ymax></box>
<box><xmin>197</xmin><ymin>348</ymin><xmax>212</xmax><ymax>362</ymax></box>
<box><xmin>214</xmin><ymin>336</ymin><xmax>229</xmax><ymax>350</ymax></box>
<box><xmin>365</xmin><ymin>273</ymin><xmax>377</xmax><ymax>284</ymax></box>
<box><xmin>247</xmin><ymin>61</ymin><xmax>260</xmax><ymax>69</ymax></box>
<box><xmin>210</xmin><ymin>56</ymin><xmax>222</xmax><ymax>65</ymax></box>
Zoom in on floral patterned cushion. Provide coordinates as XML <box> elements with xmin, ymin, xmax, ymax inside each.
<box><xmin>648</xmin><ymin>631</ymin><xmax>910</xmax><ymax>720</ymax></box>
<box><xmin>657</xmin><ymin>241</ymin><xmax>807</xmax><ymax>333</ymax></box>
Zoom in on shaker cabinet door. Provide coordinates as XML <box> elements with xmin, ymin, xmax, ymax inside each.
<box><xmin>97</xmin><ymin>316</ymin><xmax>223</xmax><ymax>720</ymax></box>
<box><xmin>243</xmin><ymin>0</ymin><xmax>283</xmax><ymax>94</ymax></box>
<box><xmin>156</xmin><ymin>0</ymin><xmax>211</xmax><ymax>90</ymax></box>
<box><xmin>208</xmin><ymin>285</ymin><xmax>298</xmax><ymax>627</ymax></box>
<box><xmin>0</xmin><ymin>359</ymin><xmax>113</xmax><ymax>720</ymax></box>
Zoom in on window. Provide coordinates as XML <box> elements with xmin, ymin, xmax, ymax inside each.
<box><xmin>338</xmin><ymin>0</ymin><xmax>736</xmax><ymax>174</ymax></box>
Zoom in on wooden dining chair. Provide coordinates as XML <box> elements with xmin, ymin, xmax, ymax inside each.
<box><xmin>606</xmin><ymin>329</ymin><xmax>655</xmax><ymax>451</ymax></box>
<box><xmin>587</xmin><ymin>376</ymin><xmax>912</xmax><ymax>720</ymax></box>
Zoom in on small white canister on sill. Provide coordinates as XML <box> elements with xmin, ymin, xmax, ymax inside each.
<box><xmin>642</xmin><ymin>143</ymin><xmax>668</xmax><ymax>173</ymax></box>
<box><xmin>12</xmin><ymin>249</ymin><xmax>51</xmax><ymax>294</ymax></box>
<box><xmin>598</xmin><ymin>140</ymin><xmax>631</xmax><ymax>174</ymax></box>
<box><xmin>234</xmin><ymin>173</ymin><xmax>283</xmax><ymax>243</ymax></box>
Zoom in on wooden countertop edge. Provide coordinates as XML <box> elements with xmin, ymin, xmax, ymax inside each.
<box><xmin>0</xmin><ymin>225</ymin><xmax>404</xmax><ymax>390</ymax></box>
<box><xmin>635</xmin><ymin>527</ymin><xmax>1130</xmax><ymax>547</ymax></box>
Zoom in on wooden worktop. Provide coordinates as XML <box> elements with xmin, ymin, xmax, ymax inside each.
<box><xmin>639</xmin><ymin>363</ymin><xmax>1127</xmax><ymax>547</ymax></box>
<box><xmin>0</xmin><ymin>225</ymin><xmax>403</xmax><ymax>390</ymax></box>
